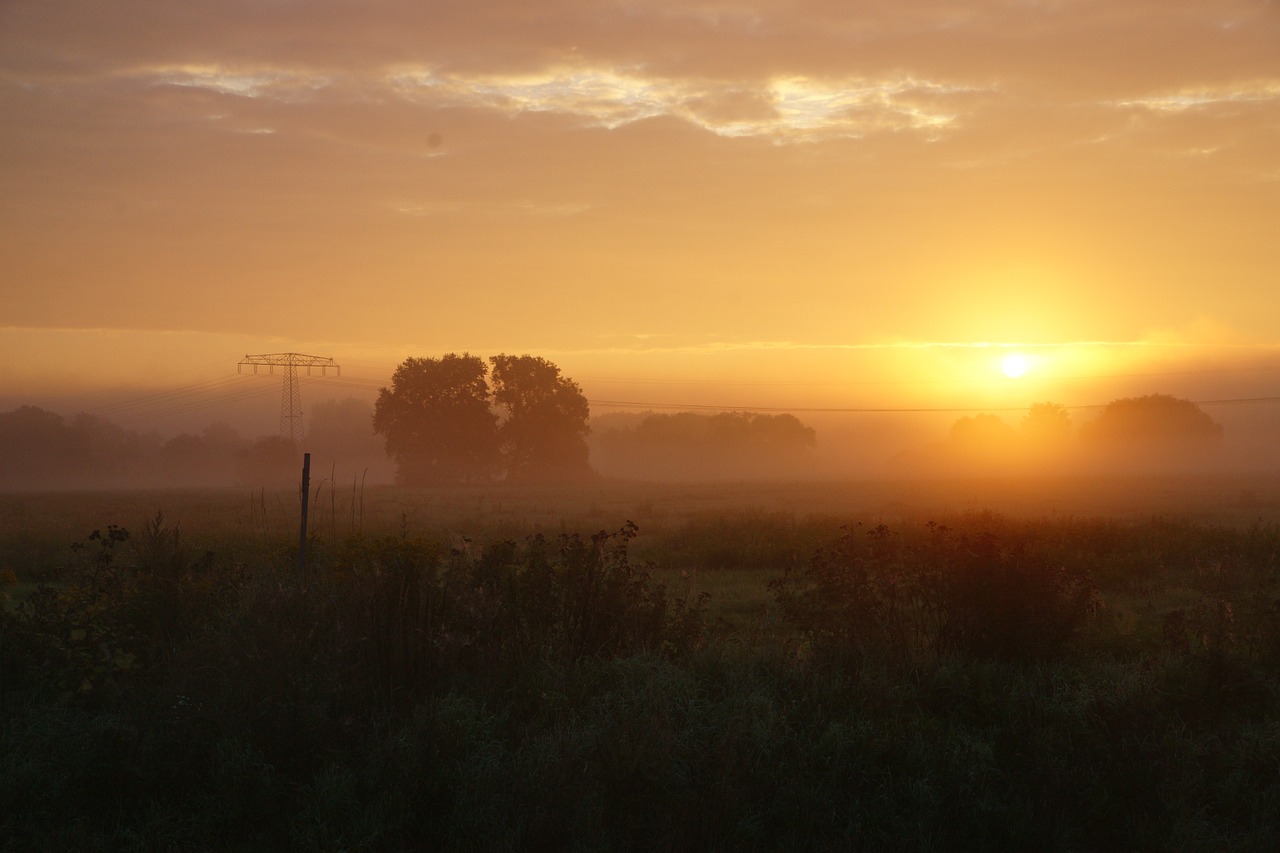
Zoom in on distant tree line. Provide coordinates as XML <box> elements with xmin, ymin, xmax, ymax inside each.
<box><xmin>592</xmin><ymin>411</ymin><xmax>818</xmax><ymax>481</ymax></box>
<box><xmin>0</xmin><ymin>388</ymin><xmax>1232</xmax><ymax>489</ymax></box>
<box><xmin>0</xmin><ymin>406</ymin><xmax>156</xmax><ymax>489</ymax></box>
<box><xmin>0</xmin><ymin>399</ymin><xmax>389</xmax><ymax>491</ymax></box>
<box><xmin>941</xmin><ymin>394</ymin><xmax>1225</xmax><ymax>472</ymax></box>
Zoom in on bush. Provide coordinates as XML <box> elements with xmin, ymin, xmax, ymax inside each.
<box><xmin>327</xmin><ymin>521</ymin><xmax>708</xmax><ymax>705</ymax></box>
<box><xmin>1</xmin><ymin>515</ymin><xmax>239</xmax><ymax>706</ymax></box>
<box><xmin>772</xmin><ymin>521</ymin><xmax>1101</xmax><ymax>667</ymax></box>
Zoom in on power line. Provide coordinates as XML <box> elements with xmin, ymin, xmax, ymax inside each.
<box><xmin>576</xmin><ymin>361</ymin><xmax>1280</xmax><ymax>388</ymax></box>
<box><xmin>584</xmin><ymin>396</ymin><xmax>1280</xmax><ymax>415</ymax></box>
<box><xmin>100</xmin><ymin>383</ymin><xmax>281</xmax><ymax>428</ymax></box>
<box><xmin>90</xmin><ymin>375</ymin><xmax>246</xmax><ymax>415</ymax></box>
<box><xmin>76</xmin><ymin>359</ymin><xmax>1280</xmax><ymax>432</ymax></box>
<box><xmin>585</xmin><ymin>399</ymin><xmax>1074</xmax><ymax>414</ymax></box>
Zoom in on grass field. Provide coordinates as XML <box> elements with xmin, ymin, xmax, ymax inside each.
<box><xmin>3</xmin><ymin>473</ymin><xmax>1280</xmax><ymax>850</ymax></box>
<box><xmin>5</xmin><ymin>470</ymin><xmax>1277</xmax><ymax>573</ymax></box>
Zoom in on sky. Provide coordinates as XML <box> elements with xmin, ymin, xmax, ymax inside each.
<box><xmin>2</xmin><ymin>0</ymin><xmax>1279</xmax><ymax>434</ymax></box>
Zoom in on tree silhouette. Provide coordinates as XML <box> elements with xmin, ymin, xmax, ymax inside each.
<box><xmin>158</xmin><ymin>423</ymin><xmax>246</xmax><ymax>485</ymax></box>
<box><xmin>949</xmin><ymin>413</ymin><xmax>1017</xmax><ymax>455</ymax></box>
<box><xmin>1021</xmin><ymin>402</ymin><xmax>1072</xmax><ymax>452</ymax></box>
<box><xmin>940</xmin><ymin>405</ymin><xmax>1080</xmax><ymax>471</ymax></box>
<box><xmin>308</xmin><ymin>398</ymin><xmax>379</xmax><ymax>453</ymax></box>
<box><xmin>235</xmin><ymin>435</ymin><xmax>297</xmax><ymax>486</ymax></box>
<box><xmin>0</xmin><ymin>406</ymin><xmax>75</xmax><ymax>485</ymax></box>
<box><xmin>373</xmin><ymin>354</ymin><xmax>498</xmax><ymax>485</ymax></box>
<box><xmin>489</xmin><ymin>354</ymin><xmax>592</xmax><ymax>483</ymax></box>
<box><xmin>306</xmin><ymin>397</ymin><xmax>394</xmax><ymax>482</ymax></box>
<box><xmin>1081</xmin><ymin>394</ymin><xmax>1222</xmax><ymax>467</ymax></box>
<box><xmin>597</xmin><ymin>411</ymin><xmax>816</xmax><ymax>480</ymax></box>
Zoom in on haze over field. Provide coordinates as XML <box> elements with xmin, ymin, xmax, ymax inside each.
<box><xmin>2</xmin><ymin>1</ymin><xmax>1279</xmax><ymax>462</ymax></box>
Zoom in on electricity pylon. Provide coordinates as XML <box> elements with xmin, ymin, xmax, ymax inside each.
<box><xmin>238</xmin><ymin>352</ymin><xmax>340</xmax><ymax>445</ymax></box>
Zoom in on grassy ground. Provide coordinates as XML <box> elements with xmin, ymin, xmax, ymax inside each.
<box><xmin>5</xmin><ymin>471</ymin><xmax>1277</xmax><ymax>572</ymax></box>
<box><xmin>3</xmin><ymin>474</ymin><xmax>1280</xmax><ymax>850</ymax></box>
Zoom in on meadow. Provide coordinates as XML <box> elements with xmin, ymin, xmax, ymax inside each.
<box><xmin>3</xmin><ymin>474</ymin><xmax>1280</xmax><ymax>850</ymax></box>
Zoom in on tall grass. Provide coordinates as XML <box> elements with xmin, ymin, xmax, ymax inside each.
<box><xmin>3</xmin><ymin>496</ymin><xmax>1280</xmax><ymax>849</ymax></box>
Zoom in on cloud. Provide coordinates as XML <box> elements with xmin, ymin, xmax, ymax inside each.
<box><xmin>389</xmin><ymin>65</ymin><xmax>981</xmax><ymax>141</ymax></box>
<box><xmin>2</xmin><ymin>0</ymin><xmax>1279</xmax><ymax>365</ymax></box>
<box><xmin>126</xmin><ymin>64</ymin><xmax>332</xmax><ymax>100</ymax></box>
<box><xmin>1112</xmin><ymin>79</ymin><xmax>1280</xmax><ymax>113</ymax></box>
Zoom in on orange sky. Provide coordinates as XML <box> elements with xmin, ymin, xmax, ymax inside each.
<box><xmin>2</xmin><ymin>1</ymin><xmax>1279</xmax><ymax>423</ymax></box>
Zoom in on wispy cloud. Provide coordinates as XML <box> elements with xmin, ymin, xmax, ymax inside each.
<box><xmin>389</xmin><ymin>65</ymin><xmax>982</xmax><ymax>142</ymax></box>
<box><xmin>129</xmin><ymin>64</ymin><xmax>332</xmax><ymax>100</ymax></box>
<box><xmin>1112</xmin><ymin>79</ymin><xmax>1280</xmax><ymax>113</ymax></box>
<box><xmin>111</xmin><ymin>60</ymin><xmax>981</xmax><ymax>144</ymax></box>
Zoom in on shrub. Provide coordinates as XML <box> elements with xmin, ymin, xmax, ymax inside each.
<box><xmin>772</xmin><ymin>521</ymin><xmax>1101</xmax><ymax>667</ymax></box>
<box><xmin>330</xmin><ymin>522</ymin><xmax>708</xmax><ymax>705</ymax></box>
<box><xmin>2</xmin><ymin>515</ymin><xmax>238</xmax><ymax>705</ymax></box>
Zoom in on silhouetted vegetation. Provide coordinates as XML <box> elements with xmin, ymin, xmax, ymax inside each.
<box><xmin>772</xmin><ymin>520</ymin><xmax>1101</xmax><ymax>666</ymax></box>
<box><xmin>0</xmin><ymin>406</ymin><xmax>159</xmax><ymax>489</ymax></box>
<box><xmin>934</xmin><ymin>403</ymin><xmax>1076</xmax><ymax>472</ymax></box>
<box><xmin>1083</xmin><ymin>393</ymin><xmax>1224</xmax><ymax>468</ymax></box>
<box><xmin>305</xmin><ymin>397</ymin><xmax>395</xmax><ymax>483</ymax></box>
<box><xmin>0</xmin><ymin>402</ymin><xmax>382</xmax><ymax>491</ymax></box>
<box><xmin>935</xmin><ymin>396</ymin><xmax>1227</xmax><ymax>474</ymax></box>
<box><xmin>4</xmin><ymin>490</ymin><xmax>1280</xmax><ymax>850</ymax></box>
<box><xmin>490</xmin><ymin>354</ymin><xmax>592</xmax><ymax>483</ymax></box>
<box><xmin>1021</xmin><ymin>401</ymin><xmax>1072</xmax><ymax>452</ymax></box>
<box><xmin>948</xmin><ymin>412</ymin><xmax>1020</xmax><ymax>464</ymax></box>
<box><xmin>375</xmin><ymin>353</ymin><xmax>593</xmax><ymax>486</ymax></box>
<box><xmin>373</xmin><ymin>354</ymin><xmax>500</xmax><ymax>485</ymax></box>
<box><xmin>596</xmin><ymin>411</ymin><xmax>816</xmax><ymax>481</ymax></box>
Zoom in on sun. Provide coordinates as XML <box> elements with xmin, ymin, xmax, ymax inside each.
<box><xmin>1001</xmin><ymin>353</ymin><xmax>1029</xmax><ymax>378</ymax></box>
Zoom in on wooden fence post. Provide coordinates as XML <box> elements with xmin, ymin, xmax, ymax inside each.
<box><xmin>299</xmin><ymin>452</ymin><xmax>311</xmax><ymax>582</ymax></box>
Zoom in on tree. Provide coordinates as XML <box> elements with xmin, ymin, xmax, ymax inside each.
<box><xmin>235</xmin><ymin>435</ymin><xmax>298</xmax><ymax>486</ymax></box>
<box><xmin>949</xmin><ymin>413</ymin><xmax>1018</xmax><ymax>455</ymax></box>
<box><xmin>160</xmin><ymin>433</ymin><xmax>220</xmax><ymax>483</ymax></box>
<box><xmin>0</xmin><ymin>406</ymin><xmax>74</xmax><ymax>486</ymax></box>
<box><xmin>1081</xmin><ymin>394</ymin><xmax>1222</xmax><ymax>467</ymax></box>
<box><xmin>373</xmin><ymin>354</ymin><xmax>498</xmax><ymax>485</ymax></box>
<box><xmin>489</xmin><ymin>354</ymin><xmax>592</xmax><ymax>482</ymax></box>
<box><xmin>1021</xmin><ymin>402</ymin><xmax>1073</xmax><ymax>453</ymax></box>
<box><xmin>159</xmin><ymin>423</ymin><xmax>246</xmax><ymax>486</ymax></box>
<box><xmin>307</xmin><ymin>397</ymin><xmax>395</xmax><ymax>483</ymax></box>
<box><xmin>596</xmin><ymin>411</ymin><xmax>816</xmax><ymax>480</ymax></box>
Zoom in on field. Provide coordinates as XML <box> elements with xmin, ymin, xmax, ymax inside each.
<box><xmin>4</xmin><ymin>474</ymin><xmax>1280</xmax><ymax>850</ymax></box>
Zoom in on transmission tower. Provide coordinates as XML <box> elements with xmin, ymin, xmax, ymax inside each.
<box><xmin>237</xmin><ymin>352</ymin><xmax>340</xmax><ymax>445</ymax></box>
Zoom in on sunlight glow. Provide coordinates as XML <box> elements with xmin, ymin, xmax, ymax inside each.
<box><xmin>1001</xmin><ymin>353</ymin><xmax>1029</xmax><ymax>378</ymax></box>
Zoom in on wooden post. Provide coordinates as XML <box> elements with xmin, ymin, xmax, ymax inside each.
<box><xmin>299</xmin><ymin>452</ymin><xmax>311</xmax><ymax>582</ymax></box>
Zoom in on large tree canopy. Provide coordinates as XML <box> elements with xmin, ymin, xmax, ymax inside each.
<box><xmin>489</xmin><ymin>354</ymin><xmax>592</xmax><ymax>483</ymax></box>
<box><xmin>373</xmin><ymin>353</ymin><xmax>499</xmax><ymax>485</ymax></box>
<box><xmin>1082</xmin><ymin>394</ymin><xmax>1223</xmax><ymax>467</ymax></box>
<box><xmin>372</xmin><ymin>353</ymin><xmax>592</xmax><ymax>484</ymax></box>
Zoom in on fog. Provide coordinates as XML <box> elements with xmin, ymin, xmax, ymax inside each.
<box><xmin>0</xmin><ymin>397</ymin><xmax>394</xmax><ymax>493</ymax></box>
<box><xmin>3</xmin><ymin>389</ymin><xmax>1277</xmax><ymax>493</ymax></box>
<box><xmin>586</xmin><ymin>396</ymin><xmax>1280</xmax><ymax>484</ymax></box>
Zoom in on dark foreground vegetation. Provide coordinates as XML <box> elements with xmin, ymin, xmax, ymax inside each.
<box><xmin>4</xmin><ymin>492</ymin><xmax>1280</xmax><ymax>850</ymax></box>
